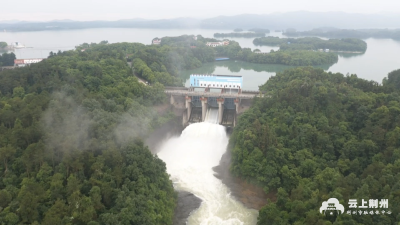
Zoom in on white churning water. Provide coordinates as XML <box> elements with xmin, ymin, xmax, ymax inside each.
<box><xmin>157</xmin><ymin>122</ymin><xmax>258</xmax><ymax>225</ymax></box>
<box><xmin>205</xmin><ymin>108</ymin><xmax>219</xmax><ymax>124</ymax></box>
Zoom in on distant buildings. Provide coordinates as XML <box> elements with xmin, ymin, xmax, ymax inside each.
<box><xmin>206</xmin><ymin>41</ymin><xmax>229</xmax><ymax>47</ymax></box>
<box><xmin>152</xmin><ymin>38</ymin><xmax>161</xmax><ymax>45</ymax></box>
<box><xmin>9</xmin><ymin>42</ymin><xmax>26</xmax><ymax>49</ymax></box>
<box><xmin>190</xmin><ymin>74</ymin><xmax>242</xmax><ymax>89</ymax></box>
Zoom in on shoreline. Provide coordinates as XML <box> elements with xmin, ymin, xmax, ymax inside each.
<box><xmin>145</xmin><ymin>113</ymin><xmax>203</xmax><ymax>225</ymax></box>
<box><xmin>173</xmin><ymin>191</ymin><xmax>202</xmax><ymax>225</ymax></box>
<box><xmin>213</xmin><ymin>144</ymin><xmax>272</xmax><ymax>210</ymax></box>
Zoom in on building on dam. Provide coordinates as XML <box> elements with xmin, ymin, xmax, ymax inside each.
<box><xmin>165</xmin><ymin>74</ymin><xmax>263</xmax><ymax>127</ymax></box>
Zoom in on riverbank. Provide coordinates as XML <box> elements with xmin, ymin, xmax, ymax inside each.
<box><xmin>173</xmin><ymin>191</ymin><xmax>202</xmax><ymax>225</ymax></box>
<box><xmin>145</xmin><ymin>108</ymin><xmax>267</xmax><ymax>223</ymax></box>
<box><xmin>145</xmin><ymin>113</ymin><xmax>203</xmax><ymax>225</ymax></box>
<box><xmin>213</xmin><ymin>142</ymin><xmax>274</xmax><ymax>210</ymax></box>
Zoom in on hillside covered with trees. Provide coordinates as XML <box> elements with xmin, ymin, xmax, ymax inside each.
<box><xmin>155</xmin><ymin>35</ymin><xmax>338</xmax><ymax>67</ymax></box>
<box><xmin>253</xmin><ymin>37</ymin><xmax>367</xmax><ymax>52</ymax></box>
<box><xmin>0</xmin><ymin>52</ymin><xmax>16</xmax><ymax>67</ymax></box>
<box><xmin>230</xmin><ymin>67</ymin><xmax>400</xmax><ymax>224</ymax></box>
<box><xmin>0</xmin><ymin>42</ymin><xmax>179</xmax><ymax>224</ymax></box>
<box><xmin>214</xmin><ymin>41</ymin><xmax>338</xmax><ymax>66</ymax></box>
<box><xmin>0</xmin><ymin>42</ymin><xmax>8</xmax><ymax>50</ymax></box>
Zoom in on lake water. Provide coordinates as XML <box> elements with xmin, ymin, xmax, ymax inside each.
<box><xmin>2</xmin><ymin>28</ymin><xmax>400</xmax><ymax>88</ymax></box>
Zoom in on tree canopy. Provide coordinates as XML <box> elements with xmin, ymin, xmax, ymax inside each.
<box><xmin>230</xmin><ymin>67</ymin><xmax>400</xmax><ymax>224</ymax></box>
<box><xmin>284</xmin><ymin>28</ymin><xmax>400</xmax><ymax>40</ymax></box>
<box><xmin>0</xmin><ymin>52</ymin><xmax>16</xmax><ymax>67</ymax></box>
<box><xmin>253</xmin><ymin>37</ymin><xmax>368</xmax><ymax>52</ymax></box>
<box><xmin>0</xmin><ymin>42</ymin><xmax>177</xmax><ymax>224</ymax></box>
<box><xmin>0</xmin><ymin>42</ymin><xmax>7</xmax><ymax>49</ymax></box>
<box><xmin>154</xmin><ymin>35</ymin><xmax>338</xmax><ymax>66</ymax></box>
<box><xmin>214</xmin><ymin>41</ymin><xmax>338</xmax><ymax>66</ymax></box>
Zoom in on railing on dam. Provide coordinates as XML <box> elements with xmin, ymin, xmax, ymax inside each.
<box><xmin>164</xmin><ymin>89</ymin><xmax>264</xmax><ymax>99</ymax></box>
<box><xmin>166</xmin><ymin>87</ymin><xmax>265</xmax><ymax>127</ymax></box>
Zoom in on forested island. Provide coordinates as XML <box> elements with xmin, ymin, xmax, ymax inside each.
<box><xmin>215</xmin><ymin>41</ymin><xmax>338</xmax><ymax>66</ymax></box>
<box><xmin>284</xmin><ymin>28</ymin><xmax>400</xmax><ymax>40</ymax></box>
<box><xmin>156</xmin><ymin>35</ymin><xmax>338</xmax><ymax>66</ymax></box>
<box><xmin>253</xmin><ymin>37</ymin><xmax>367</xmax><ymax>52</ymax></box>
<box><xmin>214</xmin><ymin>32</ymin><xmax>266</xmax><ymax>38</ymax></box>
<box><xmin>230</xmin><ymin>67</ymin><xmax>400</xmax><ymax>224</ymax></box>
<box><xmin>214</xmin><ymin>28</ymin><xmax>270</xmax><ymax>38</ymax></box>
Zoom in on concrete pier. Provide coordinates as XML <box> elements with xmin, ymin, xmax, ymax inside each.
<box><xmin>234</xmin><ymin>98</ymin><xmax>241</xmax><ymax>114</ymax></box>
<box><xmin>200</xmin><ymin>97</ymin><xmax>208</xmax><ymax>121</ymax></box>
<box><xmin>165</xmin><ymin>86</ymin><xmax>261</xmax><ymax>127</ymax></box>
<box><xmin>185</xmin><ymin>96</ymin><xmax>192</xmax><ymax>120</ymax></box>
<box><xmin>217</xmin><ymin>98</ymin><xmax>224</xmax><ymax>124</ymax></box>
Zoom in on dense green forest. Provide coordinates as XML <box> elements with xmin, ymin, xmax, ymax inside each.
<box><xmin>214</xmin><ymin>32</ymin><xmax>266</xmax><ymax>38</ymax></box>
<box><xmin>253</xmin><ymin>37</ymin><xmax>367</xmax><ymax>52</ymax></box>
<box><xmin>0</xmin><ymin>42</ymin><xmax>182</xmax><ymax>224</ymax></box>
<box><xmin>214</xmin><ymin>41</ymin><xmax>338</xmax><ymax>66</ymax></box>
<box><xmin>0</xmin><ymin>42</ymin><xmax>8</xmax><ymax>49</ymax></box>
<box><xmin>230</xmin><ymin>67</ymin><xmax>400</xmax><ymax>224</ymax></box>
<box><xmin>284</xmin><ymin>28</ymin><xmax>400</xmax><ymax>40</ymax></box>
<box><xmin>156</xmin><ymin>35</ymin><xmax>338</xmax><ymax>66</ymax></box>
<box><xmin>0</xmin><ymin>52</ymin><xmax>16</xmax><ymax>67</ymax></box>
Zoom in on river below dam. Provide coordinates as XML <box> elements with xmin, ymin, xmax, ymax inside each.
<box><xmin>157</xmin><ymin>121</ymin><xmax>258</xmax><ymax>225</ymax></box>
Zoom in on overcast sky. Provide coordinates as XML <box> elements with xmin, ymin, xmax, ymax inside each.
<box><xmin>1</xmin><ymin>0</ymin><xmax>400</xmax><ymax>21</ymax></box>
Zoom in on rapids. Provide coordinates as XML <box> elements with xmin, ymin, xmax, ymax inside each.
<box><xmin>157</xmin><ymin>122</ymin><xmax>258</xmax><ymax>225</ymax></box>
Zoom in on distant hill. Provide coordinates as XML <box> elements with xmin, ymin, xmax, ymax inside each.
<box><xmin>199</xmin><ymin>12</ymin><xmax>400</xmax><ymax>30</ymax></box>
<box><xmin>1</xmin><ymin>11</ymin><xmax>400</xmax><ymax>31</ymax></box>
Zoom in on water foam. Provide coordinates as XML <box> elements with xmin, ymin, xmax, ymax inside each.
<box><xmin>205</xmin><ymin>108</ymin><xmax>219</xmax><ymax>124</ymax></box>
<box><xmin>157</xmin><ymin>122</ymin><xmax>258</xmax><ymax>225</ymax></box>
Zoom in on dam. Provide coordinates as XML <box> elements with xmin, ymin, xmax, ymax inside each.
<box><xmin>159</xmin><ymin>74</ymin><xmax>261</xmax><ymax>224</ymax></box>
<box><xmin>166</xmin><ymin>74</ymin><xmax>263</xmax><ymax>127</ymax></box>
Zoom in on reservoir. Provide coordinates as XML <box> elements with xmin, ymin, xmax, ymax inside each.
<box><xmin>1</xmin><ymin>28</ymin><xmax>400</xmax><ymax>84</ymax></box>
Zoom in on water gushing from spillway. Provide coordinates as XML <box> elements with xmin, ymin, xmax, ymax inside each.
<box><xmin>157</xmin><ymin>122</ymin><xmax>258</xmax><ymax>225</ymax></box>
<box><xmin>205</xmin><ymin>108</ymin><xmax>219</xmax><ymax>124</ymax></box>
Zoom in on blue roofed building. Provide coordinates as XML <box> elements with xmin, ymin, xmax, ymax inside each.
<box><xmin>189</xmin><ymin>74</ymin><xmax>243</xmax><ymax>89</ymax></box>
